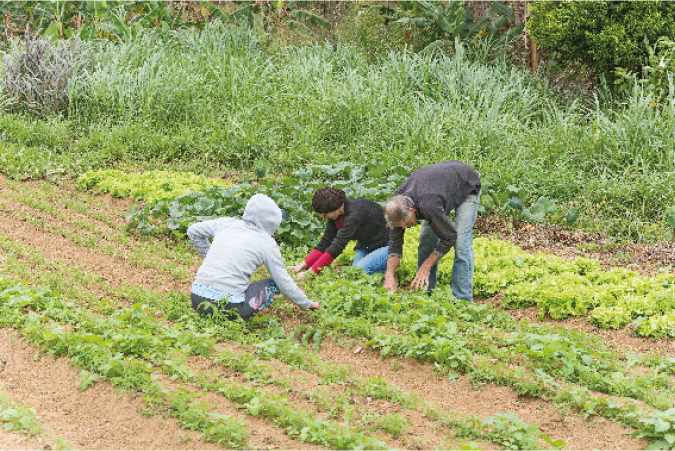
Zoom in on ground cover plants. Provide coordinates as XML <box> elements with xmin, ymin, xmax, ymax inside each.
<box><xmin>112</xmin><ymin>162</ymin><xmax>675</xmax><ymax>338</ymax></box>
<box><xmin>0</xmin><ymin>392</ymin><xmax>43</xmax><ymax>436</ymax></box>
<box><xmin>76</xmin><ymin>169</ymin><xmax>233</xmax><ymax>203</ymax></box>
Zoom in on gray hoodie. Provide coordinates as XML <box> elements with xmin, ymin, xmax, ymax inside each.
<box><xmin>188</xmin><ymin>194</ymin><xmax>312</xmax><ymax>310</ymax></box>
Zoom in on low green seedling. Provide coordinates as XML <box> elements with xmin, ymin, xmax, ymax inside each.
<box><xmin>0</xmin><ymin>395</ymin><xmax>41</xmax><ymax>436</ymax></box>
<box><xmin>637</xmin><ymin>408</ymin><xmax>675</xmax><ymax>450</ymax></box>
<box><xmin>78</xmin><ymin>370</ymin><xmax>101</xmax><ymax>391</ymax></box>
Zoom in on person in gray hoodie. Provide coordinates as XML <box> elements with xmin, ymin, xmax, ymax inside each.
<box><xmin>188</xmin><ymin>193</ymin><xmax>320</xmax><ymax>320</ymax></box>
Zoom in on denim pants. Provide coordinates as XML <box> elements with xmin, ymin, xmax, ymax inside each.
<box><xmin>353</xmin><ymin>245</ymin><xmax>389</xmax><ymax>276</ymax></box>
<box><xmin>417</xmin><ymin>191</ymin><xmax>480</xmax><ymax>301</ymax></box>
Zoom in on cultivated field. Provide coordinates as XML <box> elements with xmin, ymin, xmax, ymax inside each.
<box><xmin>0</xmin><ymin>175</ymin><xmax>673</xmax><ymax>450</ymax></box>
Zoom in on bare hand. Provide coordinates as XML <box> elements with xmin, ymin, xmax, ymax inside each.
<box><xmin>288</xmin><ymin>263</ymin><xmax>307</xmax><ymax>273</ymax></box>
<box><xmin>383</xmin><ymin>275</ymin><xmax>398</xmax><ymax>292</ymax></box>
<box><xmin>295</xmin><ymin>270</ymin><xmax>312</xmax><ymax>281</ymax></box>
<box><xmin>309</xmin><ymin>301</ymin><xmax>321</xmax><ymax>310</ymax></box>
<box><xmin>410</xmin><ymin>266</ymin><xmax>431</xmax><ymax>290</ymax></box>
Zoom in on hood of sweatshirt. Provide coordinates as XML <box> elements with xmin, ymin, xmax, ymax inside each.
<box><xmin>242</xmin><ymin>194</ymin><xmax>282</xmax><ymax>236</ymax></box>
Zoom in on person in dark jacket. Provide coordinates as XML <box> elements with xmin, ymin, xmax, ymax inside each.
<box><xmin>290</xmin><ymin>187</ymin><xmax>389</xmax><ymax>279</ymax></box>
<box><xmin>383</xmin><ymin>161</ymin><xmax>481</xmax><ymax>301</ymax></box>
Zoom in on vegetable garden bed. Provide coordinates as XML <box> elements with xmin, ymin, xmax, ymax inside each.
<box><xmin>0</xmin><ymin>172</ymin><xmax>672</xmax><ymax>450</ymax></box>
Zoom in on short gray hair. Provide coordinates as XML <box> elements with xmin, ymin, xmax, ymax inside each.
<box><xmin>384</xmin><ymin>195</ymin><xmax>414</xmax><ymax>228</ymax></box>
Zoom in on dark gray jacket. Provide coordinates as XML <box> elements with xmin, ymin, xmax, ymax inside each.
<box><xmin>316</xmin><ymin>197</ymin><xmax>389</xmax><ymax>258</ymax></box>
<box><xmin>388</xmin><ymin>161</ymin><xmax>481</xmax><ymax>258</ymax></box>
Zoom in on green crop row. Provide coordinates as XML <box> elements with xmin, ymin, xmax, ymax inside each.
<box><xmin>122</xmin><ymin>161</ymin><xmax>408</xmax><ymax>247</ymax></box>
<box><xmin>76</xmin><ymin>169</ymin><xmax>233</xmax><ymax>204</ymax></box>
<box><xmin>1</xmin><ymin>216</ymin><xmax>664</xmax><ymax>449</ymax></box>
<box><xmin>0</xmin><ymin>191</ymin><xmax>193</xmax><ymax>281</ymax></box>
<box><xmin>0</xmin><ymin>392</ymin><xmax>43</xmax><ymax>436</ymax></box>
<box><xmin>0</xmin><ymin>284</ymin><xmax>250</xmax><ymax>448</ymax></box>
<box><xmin>0</xmin><ymin>176</ymin><xmax>199</xmax><ymax>267</ymax></box>
<box><xmin>111</xmin><ymin>161</ymin><xmax>675</xmax><ymax>337</ymax></box>
<box><xmin>390</xmin><ymin>225</ymin><xmax>675</xmax><ymax>337</ymax></box>
<box><xmin>0</xmin><ymin>141</ymin><xmax>105</xmax><ymax>181</ymax></box>
<box><xmin>0</xmin><ymin>274</ymin><xmax>403</xmax><ymax>449</ymax></box>
<box><xmin>303</xmin><ymin>268</ymin><xmax>674</xmax><ymax>408</ymax></box>
<box><xmin>293</xmin><ymin>270</ymin><xmax>675</xmax><ymax>448</ymax></box>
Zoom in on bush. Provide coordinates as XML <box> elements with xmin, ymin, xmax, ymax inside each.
<box><xmin>616</xmin><ymin>38</ymin><xmax>675</xmax><ymax>102</ymax></box>
<box><xmin>332</xmin><ymin>3</ymin><xmax>407</xmax><ymax>60</ymax></box>
<box><xmin>528</xmin><ymin>1</ymin><xmax>675</xmax><ymax>81</ymax></box>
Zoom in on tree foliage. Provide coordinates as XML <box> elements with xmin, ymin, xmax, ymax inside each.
<box><xmin>527</xmin><ymin>1</ymin><xmax>675</xmax><ymax>80</ymax></box>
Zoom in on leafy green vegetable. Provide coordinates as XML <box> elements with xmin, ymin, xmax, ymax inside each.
<box><xmin>76</xmin><ymin>169</ymin><xmax>233</xmax><ymax>203</ymax></box>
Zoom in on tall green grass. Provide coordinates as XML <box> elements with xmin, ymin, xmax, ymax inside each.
<box><xmin>2</xmin><ymin>22</ymin><xmax>675</xmax><ymax>241</ymax></box>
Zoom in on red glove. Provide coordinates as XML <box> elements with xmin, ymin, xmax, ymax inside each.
<box><xmin>304</xmin><ymin>249</ymin><xmax>323</xmax><ymax>268</ymax></box>
<box><xmin>311</xmin><ymin>252</ymin><xmax>335</xmax><ymax>274</ymax></box>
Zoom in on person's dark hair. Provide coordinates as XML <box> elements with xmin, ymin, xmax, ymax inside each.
<box><xmin>312</xmin><ymin>187</ymin><xmax>346</xmax><ymax>214</ymax></box>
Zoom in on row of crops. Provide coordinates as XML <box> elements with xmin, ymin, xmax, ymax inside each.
<box><xmin>0</xmin><ymin>229</ymin><xmax>672</xmax><ymax>449</ymax></box>
<box><xmin>0</xmin><ymin>223</ymin><xmax>673</xmax><ymax>449</ymax></box>
<box><xmin>398</xmin><ymin>231</ymin><xmax>675</xmax><ymax>338</ymax></box>
<box><xmin>1</xmin><ymin>168</ymin><xmax>675</xmax><ymax>449</ymax></box>
<box><xmin>0</xmin><ymin>221</ymin><xmax>560</xmax><ymax>449</ymax></box>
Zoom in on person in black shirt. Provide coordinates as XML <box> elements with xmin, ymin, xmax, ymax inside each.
<box><xmin>383</xmin><ymin>161</ymin><xmax>481</xmax><ymax>301</ymax></box>
<box><xmin>290</xmin><ymin>187</ymin><xmax>389</xmax><ymax>279</ymax></box>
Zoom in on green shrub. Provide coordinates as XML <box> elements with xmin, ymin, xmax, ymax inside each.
<box><xmin>616</xmin><ymin>38</ymin><xmax>675</xmax><ymax>102</ymax></box>
<box><xmin>528</xmin><ymin>1</ymin><xmax>675</xmax><ymax>80</ymax></box>
<box><xmin>0</xmin><ymin>141</ymin><xmax>103</xmax><ymax>180</ymax></box>
<box><xmin>0</xmin><ymin>113</ymin><xmax>72</xmax><ymax>151</ymax></box>
<box><xmin>333</xmin><ymin>3</ymin><xmax>407</xmax><ymax>60</ymax></box>
<box><xmin>0</xmin><ymin>32</ymin><xmax>90</xmax><ymax>116</ymax></box>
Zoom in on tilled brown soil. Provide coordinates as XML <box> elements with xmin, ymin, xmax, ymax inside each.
<box><xmin>314</xmin><ymin>339</ymin><xmax>645</xmax><ymax>450</ymax></box>
<box><xmin>0</xmin><ymin>177</ymin><xmax>668</xmax><ymax>450</ymax></box>
<box><xmin>0</xmin><ymin>328</ymin><xmax>225</xmax><ymax>451</ymax></box>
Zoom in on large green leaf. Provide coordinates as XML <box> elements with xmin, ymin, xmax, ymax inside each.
<box><xmin>507</xmin><ymin>196</ymin><xmax>523</xmax><ymax>211</ymax></box>
<box><xmin>665</xmin><ymin>205</ymin><xmax>675</xmax><ymax>228</ymax></box>
<box><xmin>565</xmin><ymin>207</ymin><xmax>580</xmax><ymax>224</ymax></box>
<box><xmin>654</xmin><ymin>418</ymin><xmax>671</xmax><ymax>433</ymax></box>
<box><xmin>531</xmin><ymin>196</ymin><xmax>557</xmax><ymax>214</ymax></box>
<box><xmin>289</xmin><ymin>10</ymin><xmax>330</xmax><ymax>30</ymax></box>
<box><xmin>137</xmin><ymin>4</ymin><xmax>165</xmax><ymax>27</ymax></box>
<box><xmin>110</xmin><ymin>14</ymin><xmax>130</xmax><ymax>40</ymax></box>
<box><xmin>200</xmin><ymin>1</ymin><xmax>231</xmax><ymax>23</ymax></box>
<box><xmin>44</xmin><ymin>22</ymin><xmax>59</xmax><ymax>39</ymax></box>
<box><xmin>478</xmin><ymin>193</ymin><xmax>495</xmax><ymax>215</ymax></box>
<box><xmin>490</xmin><ymin>2</ymin><xmax>517</xmax><ymax>24</ymax></box>
<box><xmin>86</xmin><ymin>0</ymin><xmax>107</xmax><ymax>18</ymax></box>
<box><xmin>421</xmin><ymin>39</ymin><xmax>454</xmax><ymax>54</ymax></box>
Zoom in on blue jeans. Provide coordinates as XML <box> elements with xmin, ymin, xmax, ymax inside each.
<box><xmin>417</xmin><ymin>191</ymin><xmax>480</xmax><ymax>301</ymax></box>
<box><xmin>353</xmin><ymin>245</ymin><xmax>389</xmax><ymax>276</ymax></box>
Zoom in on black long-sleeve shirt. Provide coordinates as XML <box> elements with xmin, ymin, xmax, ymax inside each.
<box><xmin>315</xmin><ymin>197</ymin><xmax>389</xmax><ymax>258</ymax></box>
<box><xmin>388</xmin><ymin>161</ymin><xmax>481</xmax><ymax>258</ymax></box>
